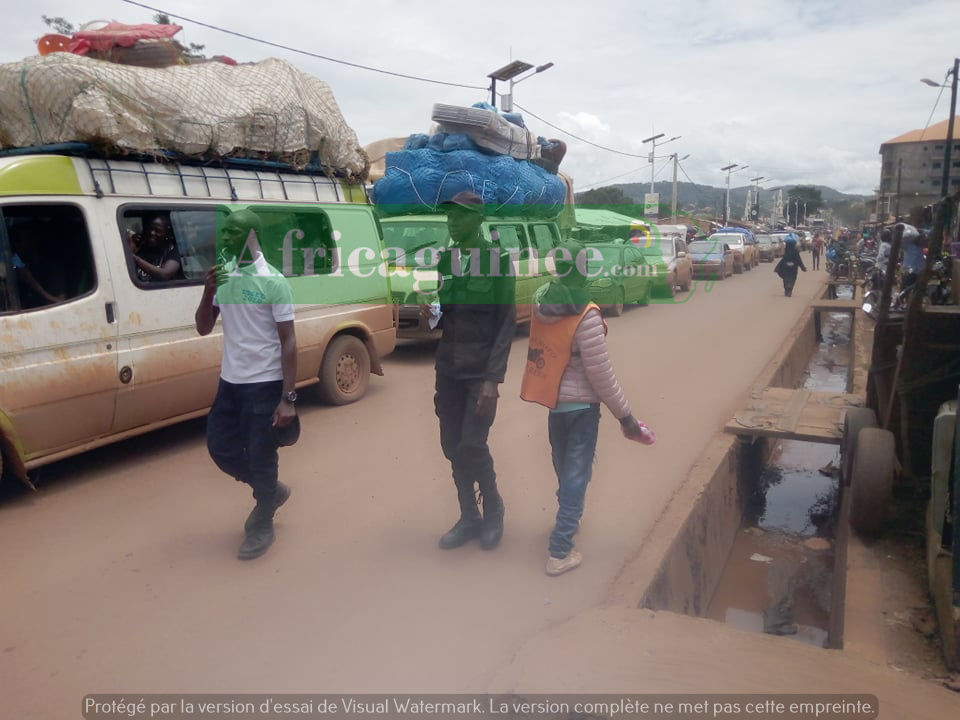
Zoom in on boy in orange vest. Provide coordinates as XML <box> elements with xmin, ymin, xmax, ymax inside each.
<box><xmin>521</xmin><ymin>240</ymin><xmax>648</xmax><ymax>576</ymax></box>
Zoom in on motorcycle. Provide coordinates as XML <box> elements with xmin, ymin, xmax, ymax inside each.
<box><xmin>891</xmin><ymin>254</ymin><xmax>953</xmax><ymax>311</ymax></box>
<box><xmin>825</xmin><ymin>243</ymin><xmax>851</xmax><ymax>279</ymax></box>
<box><xmin>861</xmin><ymin>261</ymin><xmax>887</xmax><ymax>318</ymax></box>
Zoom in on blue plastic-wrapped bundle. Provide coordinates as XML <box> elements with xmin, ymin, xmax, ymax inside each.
<box><xmin>372</xmin><ymin>145</ymin><xmax>566</xmax><ymax>217</ymax></box>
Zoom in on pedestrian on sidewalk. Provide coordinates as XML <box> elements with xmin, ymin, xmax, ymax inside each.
<box><xmin>430</xmin><ymin>191</ymin><xmax>516</xmax><ymax>551</ymax></box>
<box><xmin>774</xmin><ymin>235</ymin><xmax>807</xmax><ymax>297</ymax></box>
<box><xmin>521</xmin><ymin>240</ymin><xmax>650</xmax><ymax>577</ymax></box>
<box><xmin>811</xmin><ymin>234</ymin><xmax>824</xmax><ymax>271</ymax></box>
<box><xmin>195</xmin><ymin>209</ymin><xmax>299</xmax><ymax>560</ymax></box>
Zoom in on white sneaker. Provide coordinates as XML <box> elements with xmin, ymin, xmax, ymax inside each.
<box><xmin>546</xmin><ymin>550</ymin><xmax>582</xmax><ymax>576</ymax></box>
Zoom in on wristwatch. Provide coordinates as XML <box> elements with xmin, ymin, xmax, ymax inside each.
<box><xmin>283</xmin><ymin>390</ymin><xmax>298</xmax><ymax>404</ymax></box>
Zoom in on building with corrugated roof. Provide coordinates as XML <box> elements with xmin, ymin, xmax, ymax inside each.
<box><xmin>878</xmin><ymin>117</ymin><xmax>959</xmax><ymax>217</ymax></box>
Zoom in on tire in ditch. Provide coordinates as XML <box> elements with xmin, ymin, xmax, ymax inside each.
<box><xmin>849</xmin><ymin>428</ymin><xmax>895</xmax><ymax>537</ymax></box>
<box><xmin>841</xmin><ymin>407</ymin><xmax>878</xmax><ymax>486</ymax></box>
<box><xmin>318</xmin><ymin>335</ymin><xmax>371</xmax><ymax>406</ymax></box>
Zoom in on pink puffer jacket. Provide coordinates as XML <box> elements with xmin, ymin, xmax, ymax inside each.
<box><xmin>535</xmin><ymin>301</ymin><xmax>631</xmax><ymax>419</ymax></box>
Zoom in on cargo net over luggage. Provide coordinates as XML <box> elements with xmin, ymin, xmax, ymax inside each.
<box><xmin>372</xmin><ymin>102</ymin><xmax>568</xmax><ymax>218</ymax></box>
<box><xmin>0</xmin><ymin>54</ymin><xmax>369</xmax><ymax>180</ymax></box>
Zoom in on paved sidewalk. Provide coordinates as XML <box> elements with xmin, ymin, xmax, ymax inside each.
<box><xmin>489</xmin><ymin>606</ymin><xmax>960</xmax><ymax>718</ymax></box>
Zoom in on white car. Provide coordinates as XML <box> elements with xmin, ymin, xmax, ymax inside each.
<box><xmin>707</xmin><ymin>232</ymin><xmax>754</xmax><ymax>273</ymax></box>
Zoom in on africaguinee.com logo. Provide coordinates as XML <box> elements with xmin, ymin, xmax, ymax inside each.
<box><xmin>212</xmin><ymin>203</ymin><xmax>733</xmax><ymax>305</ymax></box>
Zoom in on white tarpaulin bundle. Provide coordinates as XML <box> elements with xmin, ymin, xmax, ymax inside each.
<box><xmin>0</xmin><ymin>54</ymin><xmax>368</xmax><ymax>179</ymax></box>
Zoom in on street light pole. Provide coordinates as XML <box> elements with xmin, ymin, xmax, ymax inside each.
<box><xmin>721</xmin><ymin>164</ymin><xmax>748</xmax><ymax>225</ymax></box>
<box><xmin>921</xmin><ymin>57</ymin><xmax>959</xmax><ymax>198</ymax></box>
<box><xmin>642</xmin><ymin>133</ymin><xmax>665</xmax><ymax>193</ymax></box>
<box><xmin>487</xmin><ymin>60</ymin><xmax>535</xmax><ymax>111</ymax></box>
<box><xmin>750</xmin><ymin>176</ymin><xmax>764</xmax><ymax>223</ymax></box>
<box><xmin>502</xmin><ymin>62</ymin><xmax>554</xmax><ymax>112</ymax></box>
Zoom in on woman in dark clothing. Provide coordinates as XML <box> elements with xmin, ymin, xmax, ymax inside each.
<box><xmin>774</xmin><ymin>236</ymin><xmax>807</xmax><ymax>297</ymax></box>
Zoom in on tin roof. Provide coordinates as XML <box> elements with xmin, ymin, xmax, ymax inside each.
<box><xmin>881</xmin><ymin>117</ymin><xmax>954</xmax><ymax>145</ymax></box>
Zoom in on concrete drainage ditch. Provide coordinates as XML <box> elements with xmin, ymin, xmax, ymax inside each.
<box><xmin>639</xmin><ymin>287</ymin><xmax>860</xmax><ymax>651</ymax></box>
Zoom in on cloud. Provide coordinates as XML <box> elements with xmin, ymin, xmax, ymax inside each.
<box><xmin>1</xmin><ymin>0</ymin><xmax>957</xmax><ymax>196</ymax></box>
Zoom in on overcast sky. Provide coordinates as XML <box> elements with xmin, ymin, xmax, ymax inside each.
<box><xmin>3</xmin><ymin>0</ymin><xmax>958</xmax><ymax>196</ymax></box>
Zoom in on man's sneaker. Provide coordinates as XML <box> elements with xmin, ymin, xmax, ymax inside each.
<box><xmin>546</xmin><ymin>550</ymin><xmax>582</xmax><ymax>576</ymax></box>
<box><xmin>238</xmin><ymin>519</ymin><xmax>275</xmax><ymax>560</ymax></box>
<box><xmin>244</xmin><ymin>482</ymin><xmax>291</xmax><ymax>533</ymax></box>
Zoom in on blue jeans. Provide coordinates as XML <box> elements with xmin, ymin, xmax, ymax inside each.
<box><xmin>548</xmin><ymin>404</ymin><xmax>600</xmax><ymax>558</ymax></box>
<box><xmin>206</xmin><ymin>379</ymin><xmax>282</xmax><ymax>503</ymax></box>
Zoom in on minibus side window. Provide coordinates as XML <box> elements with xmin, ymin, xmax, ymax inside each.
<box><xmin>0</xmin><ymin>205</ymin><xmax>96</xmax><ymax>313</ymax></box>
<box><xmin>254</xmin><ymin>208</ymin><xmax>335</xmax><ymax>278</ymax></box>
<box><xmin>122</xmin><ymin>209</ymin><xmax>189</xmax><ymax>286</ymax></box>
<box><xmin>531</xmin><ymin>223</ymin><xmax>559</xmax><ymax>254</ymax></box>
<box><xmin>489</xmin><ymin>224</ymin><xmax>525</xmax><ymax>251</ymax></box>
<box><xmin>170</xmin><ymin>209</ymin><xmax>219</xmax><ymax>281</ymax></box>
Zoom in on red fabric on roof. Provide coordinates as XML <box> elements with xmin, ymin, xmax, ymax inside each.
<box><xmin>71</xmin><ymin>22</ymin><xmax>183</xmax><ymax>53</ymax></box>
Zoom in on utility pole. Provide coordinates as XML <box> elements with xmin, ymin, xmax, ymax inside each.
<box><xmin>943</xmin><ymin>58</ymin><xmax>958</xmax><ymax>197</ymax></box>
<box><xmin>670</xmin><ymin>153</ymin><xmax>689</xmax><ymax>222</ymax></box>
<box><xmin>895</xmin><ymin>158</ymin><xmax>903</xmax><ymax>219</ymax></box>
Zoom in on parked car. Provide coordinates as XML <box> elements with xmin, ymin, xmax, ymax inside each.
<box><xmin>687</xmin><ymin>238</ymin><xmax>735</xmax><ymax>280</ymax></box>
<box><xmin>756</xmin><ymin>233</ymin><xmax>778</xmax><ymax>262</ymax></box>
<box><xmin>707</xmin><ymin>231</ymin><xmax>755</xmax><ymax>273</ymax></box>
<box><xmin>771</xmin><ymin>232</ymin><xmax>793</xmax><ymax>258</ymax></box>
<box><xmin>381</xmin><ymin>214</ymin><xmax>562</xmax><ymax>340</ymax></box>
<box><xmin>637</xmin><ymin>233</ymin><xmax>693</xmax><ymax>298</ymax></box>
<box><xmin>583</xmin><ymin>242</ymin><xmax>652</xmax><ymax>315</ymax></box>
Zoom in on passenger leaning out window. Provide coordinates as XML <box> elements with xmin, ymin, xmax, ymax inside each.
<box><xmin>131</xmin><ymin>214</ymin><xmax>185</xmax><ymax>282</ymax></box>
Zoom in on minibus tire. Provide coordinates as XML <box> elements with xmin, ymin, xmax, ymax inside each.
<box><xmin>849</xmin><ymin>428</ymin><xmax>895</xmax><ymax>537</ymax></box>
<box><xmin>841</xmin><ymin>407</ymin><xmax>878</xmax><ymax>486</ymax></box>
<box><xmin>318</xmin><ymin>335</ymin><xmax>371</xmax><ymax>405</ymax></box>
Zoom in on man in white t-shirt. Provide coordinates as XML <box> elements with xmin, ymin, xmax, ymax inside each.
<box><xmin>195</xmin><ymin>209</ymin><xmax>299</xmax><ymax>560</ymax></box>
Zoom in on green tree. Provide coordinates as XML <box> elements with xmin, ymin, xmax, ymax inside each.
<box><xmin>576</xmin><ymin>186</ymin><xmax>634</xmax><ymax>206</ymax></box>
<box><xmin>42</xmin><ymin>15</ymin><xmax>75</xmax><ymax>36</ymax></box>
<box><xmin>154</xmin><ymin>13</ymin><xmax>205</xmax><ymax>58</ymax></box>
<box><xmin>786</xmin><ymin>185</ymin><xmax>823</xmax><ymax>224</ymax></box>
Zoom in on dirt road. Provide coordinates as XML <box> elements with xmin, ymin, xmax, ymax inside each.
<box><xmin>2</xmin><ymin>264</ymin><xmax>914</xmax><ymax>715</ymax></box>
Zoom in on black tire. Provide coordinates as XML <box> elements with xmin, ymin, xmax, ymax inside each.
<box><xmin>638</xmin><ymin>282</ymin><xmax>652</xmax><ymax>306</ymax></box>
<box><xmin>318</xmin><ymin>335</ymin><xmax>371</xmax><ymax>405</ymax></box>
<box><xmin>849</xmin><ymin>428</ymin><xmax>895</xmax><ymax>536</ymax></box>
<box><xmin>607</xmin><ymin>288</ymin><xmax>625</xmax><ymax>316</ymax></box>
<box><xmin>842</xmin><ymin>408</ymin><xmax>878</xmax><ymax>485</ymax></box>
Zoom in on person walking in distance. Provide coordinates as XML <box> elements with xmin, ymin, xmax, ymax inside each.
<box><xmin>811</xmin><ymin>233</ymin><xmax>824</xmax><ymax>271</ymax></box>
<box><xmin>774</xmin><ymin>235</ymin><xmax>807</xmax><ymax>297</ymax></box>
<box><xmin>521</xmin><ymin>240</ymin><xmax>651</xmax><ymax>576</ymax></box>
<box><xmin>430</xmin><ymin>191</ymin><xmax>516</xmax><ymax>550</ymax></box>
<box><xmin>195</xmin><ymin>209</ymin><xmax>299</xmax><ymax>560</ymax></box>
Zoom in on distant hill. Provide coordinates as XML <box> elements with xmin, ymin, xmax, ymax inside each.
<box><xmin>579</xmin><ymin>181</ymin><xmax>871</xmax><ymax>224</ymax></box>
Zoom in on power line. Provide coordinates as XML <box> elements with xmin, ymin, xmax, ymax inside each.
<box><xmin>120</xmin><ymin>0</ymin><xmax>487</xmax><ymax>90</ymax></box>
<box><xmin>919</xmin><ymin>73</ymin><xmax>948</xmax><ymax>140</ymax></box>
<box><xmin>579</xmin><ymin>166</ymin><xmax>647</xmax><ymax>191</ymax></box>
<box><xmin>121</xmin><ymin>2</ymin><xmax>656</xmax><ymax>162</ymax></box>
<box><xmin>514</xmin><ymin>103</ymin><xmax>647</xmax><ymax>158</ymax></box>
